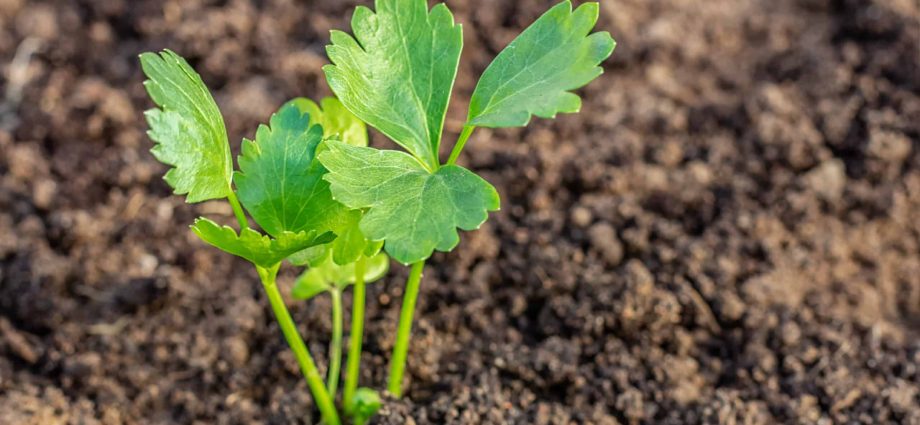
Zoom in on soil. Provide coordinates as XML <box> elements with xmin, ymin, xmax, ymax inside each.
<box><xmin>1</xmin><ymin>0</ymin><xmax>919</xmax><ymax>424</ymax></box>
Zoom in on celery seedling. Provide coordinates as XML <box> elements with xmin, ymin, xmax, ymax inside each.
<box><xmin>141</xmin><ymin>52</ymin><xmax>372</xmax><ymax>425</ymax></box>
<box><xmin>320</xmin><ymin>0</ymin><xmax>615</xmax><ymax>397</ymax></box>
<box><xmin>140</xmin><ymin>0</ymin><xmax>615</xmax><ymax>418</ymax></box>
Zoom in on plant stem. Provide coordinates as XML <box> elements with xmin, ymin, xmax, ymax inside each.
<box><xmin>445</xmin><ymin>125</ymin><xmax>475</xmax><ymax>166</ymax></box>
<box><xmin>387</xmin><ymin>261</ymin><xmax>425</xmax><ymax>397</ymax></box>
<box><xmin>343</xmin><ymin>255</ymin><xmax>368</xmax><ymax>410</ymax></box>
<box><xmin>257</xmin><ymin>264</ymin><xmax>341</xmax><ymax>425</ymax></box>
<box><xmin>227</xmin><ymin>190</ymin><xmax>249</xmax><ymax>229</ymax></box>
<box><xmin>327</xmin><ymin>289</ymin><xmax>343</xmax><ymax>397</ymax></box>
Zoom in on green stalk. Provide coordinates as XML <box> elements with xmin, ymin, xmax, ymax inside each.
<box><xmin>327</xmin><ymin>289</ymin><xmax>343</xmax><ymax>396</ymax></box>
<box><xmin>257</xmin><ymin>264</ymin><xmax>341</xmax><ymax>425</ymax></box>
<box><xmin>387</xmin><ymin>261</ymin><xmax>425</xmax><ymax>397</ymax></box>
<box><xmin>343</xmin><ymin>255</ymin><xmax>368</xmax><ymax>410</ymax></box>
<box><xmin>445</xmin><ymin>125</ymin><xmax>475</xmax><ymax>166</ymax></box>
<box><xmin>227</xmin><ymin>190</ymin><xmax>249</xmax><ymax>229</ymax></box>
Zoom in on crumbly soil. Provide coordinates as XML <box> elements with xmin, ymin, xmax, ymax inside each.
<box><xmin>1</xmin><ymin>0</ymin><xmax>919</xmax><ymax>424</ymax></box>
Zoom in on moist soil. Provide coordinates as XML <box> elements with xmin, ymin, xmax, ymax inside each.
<box><xmin>1</xmin><ymin>0</ymin><xmax>919</xmax><ymax>424</ymax></box>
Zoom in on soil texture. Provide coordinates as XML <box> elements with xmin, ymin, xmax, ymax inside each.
<box><xmin>1</xmin><ymin>0</ymin><xmax>919</xmax><ymax>423</ymax></box>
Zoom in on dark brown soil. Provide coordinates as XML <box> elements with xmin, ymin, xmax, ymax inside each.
<box><xmin>2</xmin><ymin>0</ymin><xmax>919</xmax><ymax>423</ymax></box>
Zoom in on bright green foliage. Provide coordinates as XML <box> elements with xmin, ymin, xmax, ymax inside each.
<box><xmin>287</xmin><ymin>97</ymin><xmax>368</xmax><ymax>147</ymax></box>
<box><xmin>235</xmin><ymin>104</ymin><xmax>352</xmax><ymax>238</ymax></box>
<box><xmin>191</xmin><ymin>218</ymin><xmax>334</xmax><ymax>268</ymax></box>
<box><xmin>140</xmin><ymin>0</ymin><xmax>615</xmax><ymax>418</ymax></box>
<box><xmin>348</xmin><ymin>387</ymin><xmax>383</xmax><ymax>425</ymax></box>
<box><xmin>292</xmin><ymin>252</ymin><xmax>390</xmax><ymax>300</ymax></box>
<box><xmin>329</xmin><ymin>213</ymin><xmax>375</xmax><ymax>265</ymax></box>
<box><xmin>289</xmin><ymin>209</ymin><xmax>381</xmax><ymax>267</ymax></box>
<box><xmin>279</xmin><ymin>97</ymin><xmax>377</xmax><ymax>266</ymax></box>
<box><xmin>467</xmin><ymin>1</ymin><xmax>615</xmax><ymax>127</ymax></box>
<box><xmin>324</xmin><ymin>0</ymin><xmax>463</xmax><ymax>170</ymax></box>
<box><xmin>288</xmin><ymin>244</ymin><xmax>332</xmax><ymax>268</ymax></box>
<box><xmin>140</xmin><ymin>50</ymin><xmax>233</xmax><ymax>203</ymax></box>
<box><xmin>320</xmin><ymin>141</ymin><xmax>500</xmax><ymax>265</ymax></box>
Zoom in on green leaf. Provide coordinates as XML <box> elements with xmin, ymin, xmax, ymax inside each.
<box><xmin>191</xmin><ymin>218</ymin><xmax>334</xmax><ymax>268</ymax></box>
<box><xmin>274</xmin><ymin>97</ymin><xmax>374</xmax><ymax>265</ymax></box>
<box><xmin>292</xmin><ymin>252</ymin><xmax>390</xmax><ymax>300</ymax></box>
<box><xmin>287</xmin><ymin>209</ymin><xmax>372</xmax><ymax>267</ymax></box>
<box><xmin>140</xmin><ymin>50</ymin><xmax>233</xmax><ymax>203</ymax></box>
<box><xmin>324</xmin><ymin>0</ymin><xmax>463</xmax><ymax>170</ymax></box>
<box><xmin>348</xmin><ymin>387</ymin><xmax>383</xmax><ymax>425</ymax></box>
<box><xmin>467</xmin><ymin>1</ymin><xmax>615</xmax><ymax>128</ymax></box>
<box><xmin>363</xmin><ymin>240</ymin><xmax>384</xmax><ymax>258</ymax></box>
<box><xmin>330</xmin><ymin>212</ymin><xmax>371</xmax><ymax>265</ymax></box>
<box><xmin>319</xmin><ymin>140</ymin><xmax>500</xmax><ymax>265</ymax></box>
<box><xmin>291</xmin><ymin>266</ymin><xmax>332</xmax><ymax>300</ymax></box>
<box><xmin>287</xmin><ymin>97</ymin><xmax>368</xmax><ymax>147</ymax></box>
<box><xmin>288</xmin><ymin>244</ymin><xmax>330</xmax><ymax>268</ymax></box>
<box><xmin>235</xmin><ymin>103</ymin><xmax>352</xmax><ymax>238</ymax></box>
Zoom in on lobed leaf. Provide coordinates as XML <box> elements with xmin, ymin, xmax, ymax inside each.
<box><xmin>467</xmin><ymin>1</ymin><xmax>616</xmax><ymax>128</ymax></box>
<box><xmin>274</xmin><ymin>97</ymin><xmax>375</xmax><ymax>265</ymax></box>
<box><xmin>140</xmin><ymin>50</ymin><xmax>233</xmax><ymax>203</ymax></box>
<box><xmin>191</xmin><ymin>217</ymin><xmax>334</xmax><ymax>268</ymax></box>
<box><xmin>324</xmin><ymin>0</ymin><xmax>463</xmax><ymax>170</ymax></box>
<box><xmin>235</xmin><ymin>103</ymin><xmax>353</xmax><ymax>238</ymax></box>
<box><xmin>319</xmin><ymin>140</ymin><xmax>500</xmax><ymax>265</ymax></box>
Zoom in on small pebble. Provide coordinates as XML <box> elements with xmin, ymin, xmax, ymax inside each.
<box><xmin>570</xmin><ymin>206</ymin><xmax>593</xmax><ymax>227</ymax></box>
<box><xmin>588</xmin><ymin>223</ymin><xmax>624</xmax><ymax>266</ymax></box>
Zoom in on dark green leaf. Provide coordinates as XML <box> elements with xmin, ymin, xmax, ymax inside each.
<box><xmin>266</xmin><ymin>98</ymin><xmax>375</xmax><ymax>265</ymax></box>
<box><xmin>235</xmin><ymin>103</ymin><xmax>352</xmax><ymax>238</ymax></box>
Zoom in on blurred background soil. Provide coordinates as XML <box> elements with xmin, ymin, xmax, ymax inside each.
<box><xmin>1</xmin><ymin>0</ymin><xmax>919</xmax><ymax>423</ymax></box>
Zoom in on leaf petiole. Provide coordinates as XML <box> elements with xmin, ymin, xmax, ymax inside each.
<box><xmin>227</xmin><ymin>190</ymin><xmax>249</xmax><ymax>229</ymax></box>
<box><xmin>445</xmin><ymin>125</ymin><xmax>476</xmax><ymax>166</ymax></box>
<box><xmin>387</xmin><ymin>261</ymin><xmax>425</xmax><ymax>397</ymax></box>
<box><xmin>327</xmin><ymin>288</ymin><xmax>343</xmax><ymax>396</ymax></box>
<box><xmin>257</xmin><ymin>264</ymin><xmax>341</xmax><ymax>425</ymax></box>
<box><xmin>343</xmin><ymin>254</ymin><xmax>368</xmax><ymax>410</ymax></box>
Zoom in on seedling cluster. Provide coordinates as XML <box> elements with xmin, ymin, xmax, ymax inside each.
<box><xmin>141</xmin><ymin>1</ymin><xmax>613</xmax><ymax>423</ymax></box>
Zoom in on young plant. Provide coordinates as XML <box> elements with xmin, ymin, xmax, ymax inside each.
<box><xmin>320</xmin><ymin>0</ymin><xmax>615</xmax><ymax>397</ymax></box>
<box><xmin>140</xmin><ymin>0</ymin><xmax>614</xmax><ymax>421</ymax></box>
<box><xmin>141</xmin><ymin>51</ymin><xmax>376</xmax><ymax>425</ymax></box>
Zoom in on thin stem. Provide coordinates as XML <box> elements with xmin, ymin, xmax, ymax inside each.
<box><xmin>445</xmin><ymin>125</ymin><xmax>475</xmax><ymax>166</ymax></box>
<box><xmin>258</xmin><ymin>265</ymin><xmax>341</xmax><ymax>425</ymax></box>
<box><xmin>387</xmin><ymin>261</ymin><xmax>425</xmax><ymax>397</ymax></box>
<box><xmin>343</xmin><ymin>255</ymin><xmax>368</xmax><ymax>410</ymax></box>
<box><xmin>326</xmin><ymin>289</ymin><xmax>344</xmax><ymax>397</ymax></box>
<box><xmin>227</xmin><ymin>190</ymin><xmax>249</xmax><ymax>229</ymax></box>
